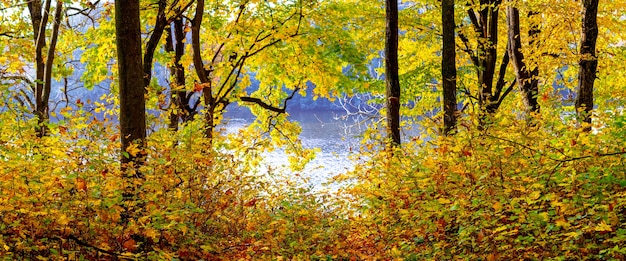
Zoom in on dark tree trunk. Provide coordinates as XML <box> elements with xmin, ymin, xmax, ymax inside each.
<box><xmin>575</xmin><ymin>0</ymin><xmax>599</xmax><ymax>130</ymax></box>
<box><xmin>116</xmin><ymin>0</ymin><xmax>146</xmax><ymax>166</ymax></box>
<box><xmin>28</xmin><ymin>0</ymin><xmax>50</xmax><ymax>137</ymax></box>
<box><xmin>476</xmin><ymin>0</ymin><xmax>500</xmax><ymax>114</ymax></box>
<box><xmin>442</xmin><ymin>0</ymin><xmax>457</xmax><ymax>135</ymax></box>
<box><xmin>143</xmin><ymin>0</ymin><xmax>167</xmax><ymax>88</ymax></box>
<box><xmin>385</xmin><ymin>0</ymin><xmax>401</xmax><ymax>145</ymax></box>
<box><xmin>463</xmin><ymin>0</ymin><xmax>520</xmax><ymax>129</ymax></box>
<box><xmin>41</xmin><ymin>1</ymin><xmax>63</xmax><ymax>126</ymax></box>
<box><xmin>166</xmin><ymin>17</ymin><xmax>194</xmax><ymax>131</ymax></box>
<box><xmin>191</xmin><ymin>0</ymin><xmax>216</xmax><ymax>139</ymax></box>
<box><xmin>507</xmin><ymin>6</ymin><xmax>540</xmax><ymax>118</ymax></box>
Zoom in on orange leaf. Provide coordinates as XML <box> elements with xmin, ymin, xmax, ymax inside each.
<box><xmin>492</xmin><ymin>201</ymin><xmax>502</xmax><ymax>212</ymax></box>
<box><xmin>123</xmin><ymin>238</ymin><xmax>136</xmax><ymax>252</ymax></box>
<box><xmin>75</xmin><ymin>177</ymin><xmax>87</xmax><ymax>192</ymax></box>
<box><xmin>193</xmin><ymin>82</ymin><xmax>204</xmax><ymax>92</ymax></box>
<box><xmin>487</xmin><ymin>252</ymin><xmax>499</xmax><ymax>261</ymax></box>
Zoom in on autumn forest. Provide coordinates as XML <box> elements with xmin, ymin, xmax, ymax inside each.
<box><xmin>1</xmin><ymin>0</ymin><xmax>626</xmax><ymax>259</ymax></box>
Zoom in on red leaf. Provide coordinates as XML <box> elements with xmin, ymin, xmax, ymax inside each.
<box><xmin>244</xmin><ymin>198</ymin><xmax>257</xmax><ymax>207</ymax></box>
<box><xmin>193</xmin><ymin>82</ymin><xmax>204</xmax><ymax>92</ymax></box>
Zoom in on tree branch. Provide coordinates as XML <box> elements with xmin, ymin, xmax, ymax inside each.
<box><xmin>143</xmin><ymin>0</ymin><xmax>167</xmax><ymax>88</ymax></box>
<box><xmin>66</xmin><ymin>235</ymin><xmax>121</xmax><ymax>257</ymax></box>
<box><xmin>239</xmin><ymin>87</ymin><xmax>300</xmax><ymax>114</ymax></box>
<box><xmin>466</xmin><ymin>8</ymin><xmax>481</xmax><ymax>33</ymax></box>
<box><xmin>457</xmin><ymin>30</ymin><xmax>479</xmax><ymax>66</ymax></box>
<box><xmin>494</xmin><ymin>78</ymin><xmax>515</xmax><ymax>109</ymax></box>
<box><xmin>492</xmin><ymin>40</ymin><xmax>510</xmax><ymax>101</ymax></box>
<box><xmin>1</xmin><ymin>75</ymin><xmax>34</xmax><ymax>86</ymax></box>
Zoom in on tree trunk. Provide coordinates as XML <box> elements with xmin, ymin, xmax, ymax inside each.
<box><xmin>166</xmin><ymin>18</ymin><xmax>191</xmax><ymax>131</ymax></box>
<box><xmin>442</xmin><ymin>0</ymin><xmax>457</xmax><ymax>135</ymax></box>
<box><xmin>116</xmin><ymin>0</ymin><xmax>146</xmax><ymax>167</ymax></box>
<box><xmin>385</xmin><ymin>0</ymin><xmax>401</xmax><ymax>146</ymax></box>
<box><xmin>575</xmin><ymin>0</ymin><xmax>599</xmax><ymax>130</ymax></box>
<box><xmin>28</xmin><ymin>0</ymin><xmax>50</xmax><ymax>137</ymax></box>
<box><xmin>477</xmin><ymin>1</ymin><xmax>500</xmax><ymax>114</ymax></box>
<box><xmin>40</xmin><ymin>1</ymin><xmax>63</xmax><ymax>134</ymax></box>
<box><xmin>463</xmin><ymin>0</ymin><xmax>510</xmax><ymax>129</ymax></box>
<box><xmin>142</xmin><ymin>0</ymin><xmax>167</xmax><ymax>88</ymax></box>
<box><xmin>507</xmin><ymin>6</ymin><xmax>540</xmax><ymax>118</ymax></box>
<box><xmin>190</xmin><ymin>0</ymin><xmax>217</xmax><ymax>139</ymax></box>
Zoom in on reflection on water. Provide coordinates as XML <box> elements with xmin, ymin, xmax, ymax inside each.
<box><xmin>221</xmin><ymin>110</ymin><xmax>419</xmax><ymax>189</ymax></box>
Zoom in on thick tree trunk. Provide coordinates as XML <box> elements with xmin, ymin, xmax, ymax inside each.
<box><xmin>507</xmin><ymin>6</ymin><xmax>540</xmax><ymax>118</ymax></box>
<box><xmin>575</xmin><ymin>0</ymin><xmax>599</xmax><ymax>130</ymax></box>
<box><xmin>116</xmin><ymin>0</ymin><xmax>146</xmax><ymax>166</ymax></box>
<box><xmin>442</xmin><ymin>0</ymin><xmax>457</xmax><ymax>135</ymax></box>
<box><xmin>115</xmin><ymin>0</ymin><xmax>147</xmax><ymax>239</ymax></box>
<box><xmin>385</xmin><ymin>0</ymin><xmax>401</xmax><ymax>145</ymax></box>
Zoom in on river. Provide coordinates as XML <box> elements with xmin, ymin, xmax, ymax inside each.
<box><xmin>221</xmin><ymin>109</ymin><xmax>420</xmax><ymax>190</ymax></box>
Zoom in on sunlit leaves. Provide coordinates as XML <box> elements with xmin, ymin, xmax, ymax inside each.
<box><xmin>337</xmin><ymin>109</ymin><xmax>626</xmax><ymax>259</ymax></box>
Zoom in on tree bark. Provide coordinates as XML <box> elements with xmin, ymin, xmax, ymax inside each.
<box><xmin>116</xmin><ymin>0</ymin><xmax>146</xmax><ymax>166</ymax></box>
<box><xmin>476</xmin><ymin>0</ymin><xmax>501</xmax><ymax>114</ymax></box>
<box><xmin>190</xmin><ymin>0</ymin><xmax>216</xmax><ymax>139</ymax></box>
<box><xmin>166</xmin><ymin>17</ymin><xmax>194</xmax><ymax>131</ymax></box>
<box><xmin>464</xmin><ymin>0</ymin><xmax>512</xmax><ymax>129</ymax></box>
<box><xmin>385</xmin><ymin>0</ymin><xmax>401</xmax><ymax>146</ymax></box>
<box><xmin>28</xmin><ymin>0</ymin><xmax>50</xmax><ymax>137</ymax></box>
<box><xmin>507</xmin><ymin>6</ymin><xmax>540</xmax><ymax>118</ymax></box>
<box><xmin>40</xmin><ymin>1</ymin><xmax>63</xmax><ymax>133</ymax></box>
<box><xmin>143</xmin><ymin>0</ymin><xmax>167</xmax><ymax>88</ymax></box>
<box><xmin>442</xmin><ymin>0</ymin><xmax>457</xmax><ymax>135</ymax></box>
<box><xmin>575</xmin><ymin>0</ymin><xmax>599</xmax><ymax>130</ymax></box>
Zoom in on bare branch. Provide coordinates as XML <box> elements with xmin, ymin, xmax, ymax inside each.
<box><xmin>66</xmin><ymin>235</ymin><xmax>120</xmax><ymax>257</ymax></box>
<box><xmin>239</xmin><ymin>87</ymin><xmax>300</xmax><ymax>114</ymax></box>
<box><xmin>0</xmin><ymin>32</ymin><xmax>27</xmax><ymax>39</ymax></box>
<box><xmin>494</xmin><ymin>78</ymin><xmax>516</xmax><ymax>109</ymax></box>
<box><xmin>492</xmin><ymin>41</ymin><xmax>510</xmax><ymax>101</ymax></box>
<box><xmin>0</xmin><ymin>1</ymin><xmax>34</xmax><ymax>11</ymax></box>
<box><xmin>1</xmin><ymin>75</ymin><xmax>34</xmax><ymax>86</ymax></box>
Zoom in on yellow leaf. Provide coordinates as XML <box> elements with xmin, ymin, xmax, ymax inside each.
<box><xmin>493</xmin><ymin>225</ymin><xmax>508</xmax><ymax>233</ymax></box>
<box><xmin>438</xmin><ymin>198</ymin><xmax>451</xmax><ymax>204</ymax></box>
<box><xmin>555</xmin><ymin>217</ymin><xmax>569</xmax><ymax>228</ymax></box>
<box><xmin>563</xmin><ymin>231</ymin><xmax>581</xmax><ymax>240</ymax></box>
<box><xmin>594</xmin><ymin>220</ymin><xmax>612</xmax><ymax>232</ymax></box>
<box><xmin>126</xmin><ymin>143</ymin><xmax>141</xmax><ymax>157</ymax></box>
<box><xmin>58</xmin><ymin>214</ymin><xmax>69</xmax><ymax>226</ymax></box>
<box><xmin>145</xmin><ymin>228</ymin><xmax>158</xmax><ymax>240</ymax></box>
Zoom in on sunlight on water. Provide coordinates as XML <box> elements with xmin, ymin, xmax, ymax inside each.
<box><xmin>221</xmin><ymin>110</ymin><xmax>421</xmax><ymax>190</ymax></box>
